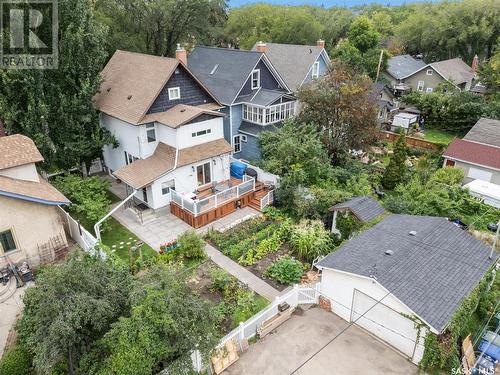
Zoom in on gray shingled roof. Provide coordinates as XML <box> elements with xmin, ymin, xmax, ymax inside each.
<box><xmin>331</xmin><ymin>196</ymin><xmax>385</xmax><ymax>223</ymax></box>
<box><xmin>252</xmin><ymin>42</ymin><xmax>328</xmax><ymax>91</ymax></box>
<box><xmin>430</xmin><ymin>58</ymin><xmax>474</xmax><ymax>85</ymax></box>
<box><xmin>188</xmin><ymin>46</ymin><xmax>263</xmax><ymax>105</ymax></box>
<box><xmin>236</xmin><ymin>89</ymin><xmax>285</xmax><ymax>106</ymax></box>
<box><xmin>464</xmin><ymin>117</ymin><xmax>500</xmax><ymax>148</ymax></box>
<box><xmin>317</xmin><ymin>214</ymin><xmax>497</xmax><ymax>333</ymax></box>
<box><xmin>387</xmin><ymin>55</ymin><xmax>427</xmax><ymax>80</ymax></box>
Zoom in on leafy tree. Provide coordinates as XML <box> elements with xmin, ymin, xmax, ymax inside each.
<box><xmin>177</xmin><ymin>230</ymin><xmax>206</xmax><ymax>260</ymax></box>
<box><xmin>477</xmin><ymin>50</ymin><xmax>500</xmax><ymax>99</ymax></box>
<box><xmin>16</xmin><ymin>251</ymin><xmax>132</xmax><ymax>375</ymax></box>
<box><xmin>0</xmin><ymin>0</ymin><xmax>115</xmax><ymax>172</ymax></box>
<box><xmin>382</xmin><ymin>134</ymin><xmax>409</xmax><ymax>189</ymax></box>
<box><xmin>0</xmin><ymin>343</ymin><xmax>32</xmax><ymax>375</ymax></box>
<box><xmin>347</xmin><ymin>16</ymin><xmax>380</xmax><ymax>53</ymax></box>
<box><xmin>90</xmin><ymin>265</ymin><xmax>219</xmax><ymax>375</ymax></box>
<box><xmin>96</xmin><ymin>0</ymin><xmax>228</xmax><ymax>56</ymax></box>
<box><xmin>52</xmin><ymin>175</ymin><xmax>111</xmax><ymax>231</ymax></box>
<box><xmin>297</xmin><ymin>63</ymin><xmax>378</xmax><ymax>163</ymax></box>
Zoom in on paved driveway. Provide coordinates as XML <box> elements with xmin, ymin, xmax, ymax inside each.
<box><xmin>224</xmin><ymin>307</ymin><xmax>419</xmax><ymax>375</ymax></box>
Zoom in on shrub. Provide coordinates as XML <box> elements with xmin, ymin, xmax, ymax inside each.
<box><xmin>289</xmin><ymin>220</ymin><xmax>334</xmax><ymax>262</ymax></box>
<box><xmin>382</xmin><ymin>134</ymin><xmax>409</xmax><ymax>189</ymax></box>
<box><xmin>429</xmin><ymin>167</ymin><xmax>464</xmax><ymax>185</ymax></box>
<box><xmin>265</xmin><ymin>256</ymin><xmax>304</xmax><ymax>285</ymax></box>
<box><xmin>210</xmin><ymin>268</ymin><xmax>235</xmax><ymax>293</ymax></box>
<box><xmin>0</xmin><ymin>344</ymin><xmax>32</xmax><ymax>375</ymax></box>
<box><xmin>178</xmin><ymin>230</ymin><xmax>205</xmax><ymax>260</ymax></box>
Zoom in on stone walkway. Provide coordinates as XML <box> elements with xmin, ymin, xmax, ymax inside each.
<box><xmin>205</xmin><ymin>244</ymin><xmax>280</xmax><ymax>301</ymax></box>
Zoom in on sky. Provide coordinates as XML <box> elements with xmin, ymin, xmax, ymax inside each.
<box><xmin>228</xmin><ymin>0</ymin><xmax>428</xmax><ymax>7</ymax></box>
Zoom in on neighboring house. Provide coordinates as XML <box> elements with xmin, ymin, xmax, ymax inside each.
<box><xmin>443</xmin><ymin>117</ymin><xmax>500</xmax><ymax>185</ymax></box>
<box><xmin>188</xmin><ymin>46</ymin><xmax>295</xmax><ymax>161</ymax></box>
<box><xmin>316</xmin><ymin>214</ymin><xmax>497</xmax><ymax>365</ymax></box>
<box><xmin>251</xmin><ymin>40</ymin><xmax>330</xmax><ymax>92</ymax></box>
<box><xmin>372</xmin><ymin>83</ymin><xmax>396</xmax><ymax>123</ymax></box>
<box><xmin>0</xmin><ymin>134</ymin><xmax>70</xmax><ymax>267</ymax></box>
<box><xmin>384</xmin><ymin>54</ymin><xmax>476</xmax><ymax>95</ymax></box>
<box><xmin>95</xmin><ymin>49</ymin><xmax>233</xmax><ymax>211</ymax></box>
<box><xmin>330</xmin><ymin>196</ymin><xmax>385</xmax><ymax>236</ymax></box>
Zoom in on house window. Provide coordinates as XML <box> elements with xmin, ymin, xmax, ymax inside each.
<box><xmin>0</xmin><ymin>230</ymin><xmax>16</xmax><ymax>254</ymax></box>
<box><xmin>146</xmin><ymin>123</ymin><xmax>156</xmax><ymax>143</ymax></box>
<box><xmin>426</xmin><ymin>88</ymin><xmax>433</xmax><ymax>93</ymax></box>
<box><xmin>168</xmin><ymin>87</ymin><xmax>180</xmax><ymax>100</ymax></box>
<box><xmin>426</xmin><ymin>69</ymin><xmax>433</xmax><ymax>75</ymax></box>
<box><xmin>445</xmin><ymin>159</ymin><xmax>456</xmax><ymax>167</ymax></box>
<box><xmin>240</xmin><ymin>134</ymin><xmax>247</xmax><ymax>142</ymax></box>
<box><xmin>161</xmin><ymin>180</ymin><xmax>175</xmax><ymax>195</ymax></box>
<box><xmin>233</xmin><ymin>135</ymin><xmax>242</xmax><ymax>153</ymax></box>
<box><xmin>417</xmin><ymin>81</ymin><xmax>425</xmax><ymax>91</ymax></box>
<box><xmin>191</xmin><ymin>128</ymin><xmax>212</xmax><ymax>138</ymax></box>
<box><xmin>312</xmin><ymin>61</ymin><xmax>320</xmax><ymax>79</ymax></box>
<box><xmin>251</xmin><ymin>69</ymin><xmax>260</xmax><ymax>90</ymax></box>
<box><xmin>242</xmin><ymin>101</ymin><xmax>296</xmax><ymax>125</ymax></box>
<box><xmin>196</xmin><ymin>162</ymin><xmax>211</xmax><ymax>186</ymax></box>
<box><xmin>124</xmin><ymin>151</ymin><xmax>138</xmax><ymax>165</ymax></box>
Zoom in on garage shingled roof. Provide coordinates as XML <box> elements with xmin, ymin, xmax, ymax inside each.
<box><xmin>317</xmin><ymin>214</ymin><xmax>497</xmax><ymax>333</ymax></box>
<box><xmin>330</xmin><ymin>196</ymin><xmax>385</xmax><ymax>223</ymax></box>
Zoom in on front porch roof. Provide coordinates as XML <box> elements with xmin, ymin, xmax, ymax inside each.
<box><xmin>113</xmin><ymin>139</ymin><xmax>232</xmax><ymax>189</ymax></box>
<box><xmin>139</xmin><ymin>104</ymin><xmax>224</xmax><ymax>128</ymax></box>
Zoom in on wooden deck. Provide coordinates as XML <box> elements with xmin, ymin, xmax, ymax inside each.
<box><xmin>196</xmin><ymin>177</ymin><xmax>243</xmax><ymax>200</ymax></box>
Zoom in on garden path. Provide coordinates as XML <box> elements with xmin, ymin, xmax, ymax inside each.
<box><xmin>204</xmin><ymin>243</ymin><xmax>280</xmax><ymax>301</ymax></box>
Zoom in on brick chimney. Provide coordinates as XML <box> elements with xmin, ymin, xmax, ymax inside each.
<box><xmin>317</xmin><ymin>39</ymin><xmax>325</xmax><ymax>49</ymax></box>
<box><xmin>175</xmin><ymin>44</ymin><xmax>187</xmax><ymax>66</ymax></box>
<box><xmin>256</xmin><ymin>41</ymin><xmax>267</xmax><ymax>53</ymax></box>
<box><xmin>471</xmin><ymin>54</ymin><xmax>479</xmax><ymax>73</ymax></box>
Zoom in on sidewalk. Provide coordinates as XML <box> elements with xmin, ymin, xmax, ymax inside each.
<box><xmin>204</xmin><ymin>244</ymin><xmax>280</xmax><ymax>301</ymax></box>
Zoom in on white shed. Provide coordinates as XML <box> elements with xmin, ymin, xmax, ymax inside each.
<box><xmin>464</xmin><ymin>179</ymin><xmax>500</xmax><ymax>208</ymax></box>
<box><xmin>391</xmin><ymin>113</ymin><xmax>418</xmax><ymax>133</ymax></box>
<box><xmin>316</xmin><ymin>214</ymin><xmax>496</xmax><ymax>365</ymax></box>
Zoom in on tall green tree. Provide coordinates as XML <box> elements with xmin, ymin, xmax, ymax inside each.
<box><xmin>96</xmin><ymin>0</ymin><xmax>228</xmax><ymax>56</ymax></box>
<box><xmin>382</xmin><ymin>134</ymin><xmax>409</xmax><ymax>190</ymax></box>
<box><xmin>17</xmin><ymin>251</ymin><xmax>132</xmax><ymax>375</ymax></box>
<box><xmin>297</xmin><ymin>63</ymin><xmax>378</xmax><ymax>163</ymax></box>
<box><xmin>0</xmin><ymin>0</ymin><xmax>114</xmax><ymax>172</ymax></box>
<box><xmin>347</xmin><ymin>16</ymin><xmax>380</xmax><ymax>53</ymax></box>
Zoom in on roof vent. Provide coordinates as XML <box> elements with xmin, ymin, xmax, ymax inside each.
<box><xmin>409</xmin><ymin>230</ymin><xmax>417</xmax><ymax>236</ymax></box>
<box><xmin>385</xmin><ymin>250</ymin><xmax>394</xmax><ymax>256</ymax></box>
<box><xmin>127</xmin><ymin>95</ymin><xmax>132</xmax><ymax>100</ymax></box>
<box><xmin>180</xmin><ymin>109</ymin><xmax>186</xmax><ymax>113</ymax></box>
<box><xmin>106</xmin><ymin>87</ymin><xmax>111</xmax><ymax>92</ymax></box>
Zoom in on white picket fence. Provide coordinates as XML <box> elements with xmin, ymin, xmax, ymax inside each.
<box><xmin>218</xmin><ymin>283</ymin><xmax>320</xmax><ymax>351</ymax></box>
<box><xmin>58</xmin><ymin>207</ymin><xmax>99</xmax><ymax>254</ymax></box>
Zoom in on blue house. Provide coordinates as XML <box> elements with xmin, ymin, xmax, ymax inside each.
<box><xmin>252</xmin><ymin>40</ymin><xmax>330</xmax><ymax>92</ymax></box>
<box><xmin>188</xmin><ymin>46</ymin><xmax>296</xmax><ymax>162</ymax></box>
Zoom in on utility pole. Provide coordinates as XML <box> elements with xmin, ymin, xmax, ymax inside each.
<box><xmin>375</xmin><ymin>49</ymin><xmax>384</xmax><ymax>83</ymax></box>
<box><xmin>490</xmin><ymin>220</ymin><xmax>500</xmax><ymax>259</ymax></box>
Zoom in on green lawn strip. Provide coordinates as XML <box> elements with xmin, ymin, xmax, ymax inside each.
<box><xmin>100</xmin><ymin>217</ymin><xmax>157</xmax><ymax>261</ymax></box>
<box><xmin>422</xmin><ymin>129</ymin><xmax>456</xmax><ymax>146</ymax></box>
<box><xmin>106</xmin><ymin>190</ymin><xmax>122</xmax><ymax>204</ymax></box>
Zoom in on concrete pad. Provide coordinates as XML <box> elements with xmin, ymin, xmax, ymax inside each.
<box><xmin>223</xmin><ymin>308</ymin><xmax>419</xmax><ymax>375</ymax></box>
<box><xmin>0</xmin><ymin>285</ymin><xmax>29</xmax><ymax>357</ymax></box>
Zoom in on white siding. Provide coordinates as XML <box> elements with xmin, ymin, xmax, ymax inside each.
<box><xmin>320</xmin><ymin>268</ymin><xmax>427</xmax><ymax>364</ymax></box>
<box><xmin>177</xmin><ymin>118</ymin><xmax>224</xmax><ymax>149</ymax></box>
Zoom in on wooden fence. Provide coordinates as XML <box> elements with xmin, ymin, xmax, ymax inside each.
<box><xmin>377</xmin><ymin>131</ymin><xmax>442</xmax><ymax>151</ymax></box>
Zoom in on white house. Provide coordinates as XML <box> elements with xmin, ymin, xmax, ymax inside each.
<box><xmin>94</xmin><ymin>50</ymin><xmax>233</xmax><ymax>211</ymax></box>
<box><xmin>316</xmin><ymin>214</ymin><xmax>496</xmax><ymax>365</ymax></box>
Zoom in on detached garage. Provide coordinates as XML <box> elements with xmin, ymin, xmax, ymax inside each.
<box><xmin>316</xmin><ymin>214</ymin><xmax>497</xmax><ymax>365</ymax></box>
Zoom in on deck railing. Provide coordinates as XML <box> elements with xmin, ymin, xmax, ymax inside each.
<box><xmin>171</xmin><ymin>178</ymin><xmax>256</xmax><ymax>217</ymax></box>
<box><xmin>260</xmin><ymin>190</ymin><xmax>274</xmax><ymax>210</ymax></box>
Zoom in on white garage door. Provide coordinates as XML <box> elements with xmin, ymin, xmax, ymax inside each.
<box><xmin>467</xmin><ymin>167</ymin><xmax>492</xmax><ymax>182</ymax></box>
<box><xmin>351</xmin><ymin>289</ymin><xmax>422</xmax><ymax>362</ymax></box>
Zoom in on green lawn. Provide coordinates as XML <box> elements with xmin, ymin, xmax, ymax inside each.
<box><xmin>422</xmin><ymin>129</ymin><xmax>456</xmax><ymax>146</ymax></box>
<box><xmin>100</xmin><ymin>217</ymin><xmax>157</xmax><ymax>262</ymax></box>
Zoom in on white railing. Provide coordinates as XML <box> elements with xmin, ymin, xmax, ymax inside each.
<box><xmin>58</xmin><ymin>207</ymin><xmax>103</xmax><ymax>257</ymax></box>
<box><xmin>171</xmin><ymin>178</ymin><xmax>256</xmax><ymax>217</ymax></box>
<box><xmin>260</xmin><ymin>190</ymin><xmax>274</xmax><ymax>210</ymax></box>
<box><xmin>230</xmin><ymin>157</ymin><xmax>280</xmax><ymax>187</ymax></box>
<box><xmin>218</xmin><ymin>283</ymin><xmax>320</xmax><ymax>350</ymax></box>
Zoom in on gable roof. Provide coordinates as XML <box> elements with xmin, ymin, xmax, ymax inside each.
<box><xmin>94</xmin><ymin>50</ymin><xmax>221</xmax><ymax>125</ymax></box>
<box><xmin>463</xmin><ymin>118</ymin><xmax>500</xmax><ymax>148</ymax></box>
<box><xmin>188</xmin><ymin>46</ymin><xmax>263</xmax><ymax>105</ymax></box>
<box><xmin>330</xmin><ymin>196</ymin><xmax>385</xmax><ymax>223</ymax></box>
<box><xmin>252</xmin><ymin>42</ymin><xmax>330</xmax><ymax>91</ymax></box>
<box><xmin>429</xmin><ymin>58</ymin><xmax>474</xmax><ymax>86</ymax></box>
<box><xmin>443</xmin><ymin>138</ymin><xmax>500</xmax><ymax>170</ymax></box>
<box><xmin>0</xmin><ymin>134</ymin><xmax>44</xmax><ymax>170</ymax></box>
<box><xmin>317</xmin><ymin>214</ymin><xmax>497</xmax><ymax>333</ymax></box>
<box><xmin>0</xmin><ymin>174</ymin><xmax>70</xmax><ymax>205</ymax></box>
<box><xmin>386</xmin><ymin>55</ymin><xmax>427</xmax><ymax>80</ymax></box>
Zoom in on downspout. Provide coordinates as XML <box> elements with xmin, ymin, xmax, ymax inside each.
<box><xmin>94</xmin><ymin>189</ymin><xmax>137</xmax><ymax>241</ymax></box>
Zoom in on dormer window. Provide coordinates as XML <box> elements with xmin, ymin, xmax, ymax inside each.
<box><xmin>251</xmin><ymin>69</ymin><xmax>260</xmax><ymax>90</ymax></box>
<box><xmin>168</xmin><ymin>87</ymin><xmax>180</xmax><ymax>100</ymax></box>
<box><xmin>312</xmin><ymin>61</ymin><xmax>320</xmax><ymax>79</ymax></box>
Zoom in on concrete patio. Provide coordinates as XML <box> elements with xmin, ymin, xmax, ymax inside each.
<box><xmin>223</xmin><ymin>307</ymin><xmax>419</xmax><ymax>375</ymax></box>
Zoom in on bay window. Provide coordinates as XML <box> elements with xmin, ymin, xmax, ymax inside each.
<box><xmin>242</xmin><ymin>101</ymin><xmax>295</xmax><ymax>125</ymax></box>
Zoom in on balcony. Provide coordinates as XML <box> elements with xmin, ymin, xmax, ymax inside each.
<box><xmin>242</xmin><ymin>101</ymin><xmax>296</xmax><ymax>126</ymax></box>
